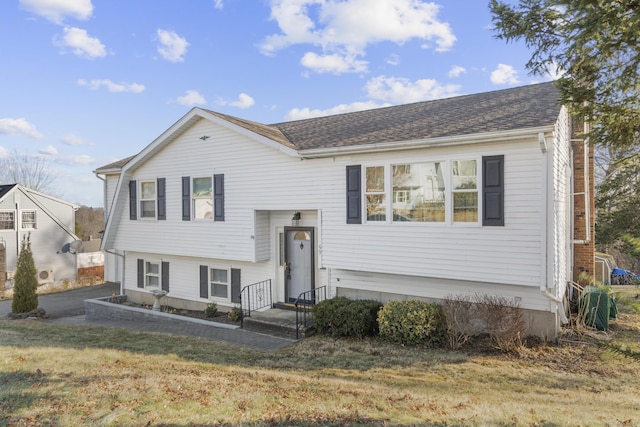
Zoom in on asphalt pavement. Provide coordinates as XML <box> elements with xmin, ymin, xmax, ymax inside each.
<box><xmin>0</xmin><ymin>282</ymin><xmax>295</xmax><ymax>350</ymax></box>
<box><xmin>0</xmin><ymin>282</ymin><xmax>120</xmax><ymax>318</ymax></box>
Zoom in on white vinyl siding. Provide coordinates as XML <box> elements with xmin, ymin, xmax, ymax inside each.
<box><xmin>109</xmin><ymin>116</ymin><xmax>556</xmax><ymax>300</ymax></box>
<box><xmin>0</xmin><ymin>187</ymin><xmax>78</xmax><ymax>283</ymax></box>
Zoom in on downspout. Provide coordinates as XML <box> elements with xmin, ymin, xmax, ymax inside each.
<box><xmin>539</xmin><ymin>132</ymin><xmax>569</xmax><ymax>326</ymax></box>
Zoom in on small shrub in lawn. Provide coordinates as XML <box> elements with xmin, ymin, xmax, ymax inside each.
<box><xmin>474</xmin><ymin>294</ymin><xmax>526</xmax><ymax>352</ymax></box>
<box><xmin>377</xmin><ymin>300</ymin><xmax>446</xmax><ymax>347</ymax></box>
<box><xmin>228</xmin><ymin>306</ymin><xmax>243</xmax><ymax>322</ymax></box>
<box><xmin>313</xmin><ymin>297</ymin><xmax>382</xmax><ymax>338</ymax></box>
<box><xmin>442</xmin><ymin>294</ymin><xmax>479</xmax><ymax>350</ymax></box>
<box><xmin>204</xmin><ymin>302</ymin><xmax>218</xmax><ymax>318</ymax></box>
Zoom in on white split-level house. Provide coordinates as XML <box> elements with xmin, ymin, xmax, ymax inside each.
<box><xmin>0</xmin><ymin>184</ymin><xmax>81</xmax><ymax>290</ymax></box>
<box><xmin>95</xmin><ymin>82</ymin><xmax>595</xmax><ymax>338</ymax></box>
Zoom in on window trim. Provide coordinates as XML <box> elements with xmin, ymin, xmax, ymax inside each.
<box><xmin>0</xmin><ymin>210</ymin><xmax>16</xmax><ymax>231</ymax></box>
<box><xmin>20</xmin><ymin>210</ymin><xmax>37</xmax><ymax>230</ymax></box>
<box><xmin>360</xmin><ymin>157</ymin><xmax>483</xmax><ymax>226</ymax></box>
<box><xmin>451</xmin><ymin>159</ymin><xmax>479</xmax><ymax>224</ymax></box>
<box><xmin>192</xmin><ymin>176</ymin><xmax>214</xmax><ymax>220</ymax></box>
<box><xmin>139</xmin><ymin>179</ymin><xmax>157</xmax><ymax>219</ymax></box>
<box><xmin>209</xmin><ymin>266</ymin><xmax>230</xmax><ymax>302</ymax></box>
<box><xmin>144</xmin><ymin>259</ymin><xmax>161</xmax><ymax>289</ymax></box>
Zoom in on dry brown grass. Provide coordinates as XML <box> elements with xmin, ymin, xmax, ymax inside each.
<box><xmin>1</xmin><ymin>288</ymin><xmax>640</xmax><ymax>426</ymax></box>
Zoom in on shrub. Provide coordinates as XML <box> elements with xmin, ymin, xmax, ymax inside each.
<box><xmin>441</xmin><ymin>294</ymin><xmax>479</xmax><ymax>350</ymax></box>
<box><xmin>228</xmin><ymin>306</ymin><xmax>243</xmax><ymax>322</ymax></box>
<box><xmin>12</xmin><ymin>237</ymin><xmax>38</xmax><ymax>314</ymax></box>
<box><xmin>313</xmin><ymin>297</ymin><xmax>382</xmax><ymax>338</ymax></box>
<box><xmin>377</xmin><ymin>300</ymin><xmax>446</xmax><ymax>347</ymax></box>
<box><xmin>474</xmin><ymin>294</ymin><xmax>526</xmax><ymax>352</ymax></box>
<box><xmin>204</xmin><ymin>302</ymin><xmax>218</xmax><ymax>318</ymax></box>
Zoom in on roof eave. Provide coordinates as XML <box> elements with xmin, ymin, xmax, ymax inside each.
<box><xmin>297</xmin><ymin>126</ymin><xmax>557</xmax><ymax>159</ymax></box>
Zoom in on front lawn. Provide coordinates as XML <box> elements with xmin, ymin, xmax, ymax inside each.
<box><xmin>1</xmin><ymin>287</ymin><xmax>639</xmax><ymax>426</ymax></box>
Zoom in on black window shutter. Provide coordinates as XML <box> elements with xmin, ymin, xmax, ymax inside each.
<box><xmin>482</xmin><ymin>155</ymin><xmax>504</xmax><ymax>226</ymax></box>
<box><xmin>182</xmin><ymin>176</ymin><xmax>191</xmax><ymax>221</ymax></box>
<box><xmin>129</xmin><ymin>180</ymin><xmax>137</xmax><ymax>220</ymax></box>
<box><xmin>214</xmin><ymin>174</ymin><xmax>225</xmax><ymax>221</ymax></box>
<box><xmin>137</xmin><ymin>259</ymin><xmax>144</xmax><ymax>288</ymax></box>
<box><xmin>157</xmin><ymin>178</ymin><xmax>166</xmax><ymax>220</ymax></box>
<box><xmin>161</xmin><ymin>261</ymin><xmax>170</xmax><ymax>292</ymax></box>
<box><xmin>346</xmin><ymin>165</ymin><xmax>362</xmax><ymax>224</ymax></box>
<box><xmin>199</xmin><ymin>265</ymin><xmax>208</xmax><ymax>298</ymax></box>
<box><xmin>231</xmin><ymin>268</ymin><xmax>241</xmax><ymax>303</ymax></box>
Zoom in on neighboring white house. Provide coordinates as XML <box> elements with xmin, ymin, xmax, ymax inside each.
<box><xmin>95</xmin><ymin>82</ymin><xmax>595</xmax><ymax>338</ymax></box>
<box><xmin>0</xmin><ymin>184</ymin><xmax>81</xmax><ymax>290</ymax></box>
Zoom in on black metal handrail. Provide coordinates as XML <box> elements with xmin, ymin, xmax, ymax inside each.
<box><xmin>239</xmin><ymin>279</ymin><xmax>272</xmax><ymax>327</ymax></box>
<box><xmin>294</xmin><ymin>286</ymin><xmax>326</xmax><ymax>339</ymax></box>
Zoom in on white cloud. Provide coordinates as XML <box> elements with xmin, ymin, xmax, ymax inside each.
<box><xmin>448</xmin><ymin>65</ymin><xmax>467</xmax><ymax>78</ymax></box>
<box><xmin>39</xmin><ymin>145</ymin><xmax>58</xmax><ymax>156</ymax></box>
<box><xmin>386</xmin><ymin>54</ymin><xmax>400</xmax><ymax>66</ymax></box>
<box><xmin>156</xmin><ymin>29</ymin><xmax>189</xmax><ymax>62</ymax></box>
<box><xmin>55</xmin><ymin>154</ymin><xmax>96</xmax><ymax>166</ymax></box>
<box><xmin>20</xmin><ymin>0</ymin><xmax>93</xmax><ymax>24</ymax></box>
<box><xmin>286</xmin><ymin>101</ymin><xmax>389</xmax><ymax>121</ymax></box>
<box><xmin>301</xmin><ymin>52</ymin><xmax>367</xmax><ymax>74</ymax></box>
<box><xmin>545</xmin><ymin>61</ymin><xmax>566</xmax><ymax>80</ymax></box>
<box><xmin>218</xmin><ymin>93</ymin><xmax>255</xmax><ymax>109</ymax></box>
<box><xmin>69</xmin><ymin>154</ymin><xmax>95</xmax><ymax>165</ymax></box>
<box><xmin>177</xmin><ymin>90</ymin><xmax>206</xmax><ymax>106</ymax></box>
<box><xmin>0</xmin><ymin>118</ymin><xmax>44</xmax><ymax>140</ymax></box>
<box><xmin>490</xmin><ymin>64</ymin><xmax>520</xmax><ymax>85</ymax></box>
<box><xmin>213</xmin><ymin>0</ymin><xmax>223</xmax><ymax>9</ymax></box>
<box><xmin>54</xmin><ymin>26</ymin><xmax>106</xmax><ymax>59</ymax></box>
<box><xmin>365</xmin><ymin>75</ymin><xmax>460</xmax><ymax>103</ymax></box>
<box><xmin>60</xmin><ymin>134</ymin><xmax>85</xmax><ymax>146</ymax></box>
<box><xmin>230</xmin><ymin>93</ymin><xmax>255</xmax><ymax>109</ymax></box>
<box><xmin>260</xmin><ymin>0</ymin><xmax>455</xmax><ymax>74</ymax></box>
<box><xmin>78</xmin><ymin>79</ymin><xmax>145</xmax><ymax>93</ymax></box>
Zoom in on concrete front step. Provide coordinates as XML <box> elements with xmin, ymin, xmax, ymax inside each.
<box><xmin>242</xmin><ymin>308</ymin><xmax>315</xmax><ymax>339</ymax></box>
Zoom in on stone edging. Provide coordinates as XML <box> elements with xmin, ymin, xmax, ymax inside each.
<box><xmin>84</xmin><ymin>296</ymin><xmax>240</xmax><ymax>330</ymax></box>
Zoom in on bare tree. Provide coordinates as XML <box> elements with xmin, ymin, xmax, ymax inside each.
<box><xmin>0</xmin><ymin>149</ymin><xmax>57</xmax><ymax>194</ymax></box>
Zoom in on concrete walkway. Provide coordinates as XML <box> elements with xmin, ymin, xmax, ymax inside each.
<box><xmin>1</xmin><ymin>283</ymin><xmax>296</xmax><ymax>351</ymax></box>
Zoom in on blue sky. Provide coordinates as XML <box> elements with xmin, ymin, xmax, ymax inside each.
<box><xmin>0</xmin><ymin>0</ymin><xmax>550</xmax><ymax>207</ymax></box>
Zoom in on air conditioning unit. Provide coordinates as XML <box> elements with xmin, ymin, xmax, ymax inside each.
<box><xmin>37</xmin><ymin>268</ymin><xmax>54</xmax><ymax>285</ymax></box>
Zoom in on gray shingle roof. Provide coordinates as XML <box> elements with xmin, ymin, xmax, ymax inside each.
<box><xmin>0</xmin><ymin>184</ymin><xmax>17</xmax><ymax>199</ymax></box>
<box><xmin>272</xmin><ymin>82</ymin><xmax>561</xmax><ymax>150</ymax></box>
<box><xmin>94</xmin><ymin>155</ymin><xmax>136</xmax><ymax>173</ymax></box>
<box><xmin>95</xmin><ymin>82</ymin><xmax>560</xmax><ymax>171</ymax></box>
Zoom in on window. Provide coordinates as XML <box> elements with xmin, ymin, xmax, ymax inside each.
<box><xmin>452</xmin><ymin>160</ymin><xmax>478</xmax><ymax>222</ymax></box>
<box><xmin>359</xmin><ymin>158</ymin><xmax>482</xmax><ymax>225</ymax></box>
<box><xmin>140</xmin><ymin>181</ymin><xmax>157</xmax><ymax>218</ymax></box>
<box><xmin>365</xmin><ymin>166</ymin><xmax>386</xmax><ymax>221</ymax></box>
<box><xmin>21</xmin><ymin>211</ymin><xmax>36</xmax><ymax>229</ymax></box>
<box><xmin>145</xmin><ymin>261</ymin><xmax>160</xmax><ymax>288</ymax></box>
<box><xmin>210</xmin><ymin>268</ymin><xmax>228</xmax><ymax>299</ymax></box>
<box><xmin>393</xmin><ymin>162</ymin><xmax>445</xmax><ymax>222</ymax></box>
<box><xmin>0</xmin><ymin>211</ymin><xmax>15</xmax><ymax>230</ymax></box>
<box><xmin>193</xmin><ymin>177</ymin><xmax>213</xmax><ymax>219</ymax></box>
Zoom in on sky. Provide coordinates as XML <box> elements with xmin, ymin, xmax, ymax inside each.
<box><xmin>0</xmin><ymin>0</ymin><xmax>552</xmax><ymax>208</ymax></box>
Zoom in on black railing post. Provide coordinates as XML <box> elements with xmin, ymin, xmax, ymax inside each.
<box><xmin>295</xmin><ymin>286</ymin><xmax>326</xmax><ymax>339</ymax></box>
<box><xmin>239</xmin><ymin>279</ymin><xmax>273</xmax><ymax>328</ymax></box>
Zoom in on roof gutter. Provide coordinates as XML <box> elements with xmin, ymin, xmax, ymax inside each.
<box><xmin>298</xmin><ymin>126</ymin><xmax>555</xmax><ymax>159</ymax></box>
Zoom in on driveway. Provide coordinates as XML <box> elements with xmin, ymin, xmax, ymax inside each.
<box><xmin>0</xmin><ymin>282</ymin><xmax>120</xmax><ymax>318</ymax></box>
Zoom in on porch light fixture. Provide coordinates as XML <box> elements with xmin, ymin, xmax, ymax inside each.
<box><xmin>292</xmin><ymin>211</ymin><xmax>301</xmax><ymax>226</ymax></box>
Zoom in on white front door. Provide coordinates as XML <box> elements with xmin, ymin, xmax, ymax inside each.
<box><xmin>284</xmin><ymin>227</ymin><xmax>314</xmax><ymax>303</ymax></box>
